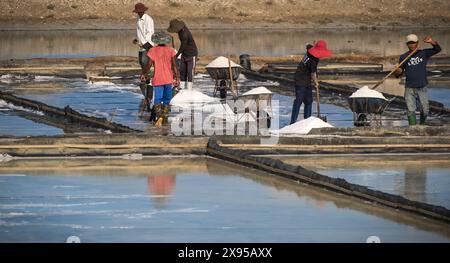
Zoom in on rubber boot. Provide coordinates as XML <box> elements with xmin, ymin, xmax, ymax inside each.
<box><xmin>420</xmin><ymin>113</ymin><xmax>427</xmax><ymax>125</ymax></box>
<box><xmin>186</xmin><ymin>82</ymin><xmax>193</xmax><ymax>90</ymax></box>
<box><xmin>149</xmin><ymin>105</ymin><xmax>156</xmax><ymax>123</ymax></box>
<box><xmin>154</xmin><ymin>104</ymin><xmax>163</xmax><ymax>127</ymax></box>
<box><xmin>407</xmin><ymin>114</ymin><xmax>417</xmax><ymax>126</ymax></box>
<box><xmin>179</xmin><ymin>81</ymin><xmax>186</xmax><ymax>90</ymax></box>
<box><xmin>162</xmin><ymin>105</ymin><xmax>170</xmax><ymax>125</ymax></box>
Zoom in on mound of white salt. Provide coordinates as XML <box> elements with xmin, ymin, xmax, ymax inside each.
<box><xmin>349</xmin><ymin>86</ymin><xmax>387</xmax><ymax>100</ymax></box>
<box><xmin>241</xmin><ymin>86</ymin><xmax>272</xmax><ymax>96</ymax></box>
<box><xmin>276</xmin><ymin>117</ymin><xmax>334</xmax><ymax>135</ymax></box>
<box><xmin>170</xmin><ymin>89</ymin><xmax>218</xmax><ymax>107</ymax></box>
<box><xmin>205</xmin><ymin>56</ymin><xmax>242</xmax><ymax>68</ymax></box>
<box><xmin>202</xmin><ymin>103</ymin><xmax>235</xmax><ymax>115</ymax></box>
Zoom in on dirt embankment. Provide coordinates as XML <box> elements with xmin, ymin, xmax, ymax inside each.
<box><xmin>1</xmin><ymin>0</ymin><xmax>450</xmax><ymax>29</ymax></box>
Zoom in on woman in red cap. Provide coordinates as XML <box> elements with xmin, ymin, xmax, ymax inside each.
<box><xmin>290</xmin><ymin>40</ymin><xmax>332</xmax><ymax>124</ymax></box>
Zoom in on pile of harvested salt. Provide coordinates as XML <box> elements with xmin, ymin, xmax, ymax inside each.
<box><xmin>204</xmin><ymin>110</ymin><xmax>257</xmax><ymax>124</ymax></box>
<box><xmin>0</xmin><ymin>153</ymin><xmax>13</xmax><ymax>162</ymax></box>
<box><xmin>205</xmin><ymin>56</ymin><xmax>242</xmax><ymax>68</ymax></box>
<box><xmin>276</xmin><ymin>116</ymin><xmax>334</xmax><ymax>135</ymax></box>
<box><xmin>170</xmin><ymin>89</ymin><xmax>218</xmax><ymax>107</ymax></box>
<box><xmin>202</xmin><ymin>103</ymin><xmax>235</xmax><ymax>115</ymax></box>
<box><xmin>349</xmin><ymin>86</ymin><xmax>387</xmax><ymax>100</ymax></box>
<box><xmin>0</xmin><ymin>99</ymin><xmax>45</xmax><ymax>116</ymax></box>
<box><xmin>241</xmin><ymin>86</ymin><xmax>272</xmax><ymax>96</ymax></box>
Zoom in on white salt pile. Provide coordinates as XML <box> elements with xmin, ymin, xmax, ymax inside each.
<box><xmin>275</xmin><ymin>117</ymin><xmax>334</xmax><ymax>135</ymax></box>
<box><xmin>0</xmin><ymin>153</ymin><xmax>13</xmax><ymax>162</ymax></box>
<box><xmin>0</xmin><ymin>99</ymin><xmax>44</xmax><ymax>116</ymax></box>
<box><xmin>349</xmin><ymin>86</ymin><xmax>387</xmax><ymax>100</ymax></box>
<box><xmin>202</xmin><ymin>103</ymin><xmax>235</xmax><ymax>115</ymax></box>
<box><xmin>205</xmin><ymin>56</ymin><xmax>242</xmax><ymax>68</ymax></box>
<box><xmin>204</xmin><ymin>110</ymin><xmax>257</xmax><ymax>124</ymax></box>
<box><xmin>241</xmin><ymin>86</ymin><xmax>272</xmax><ymax>96</ymax></box>
<box><xmin>170</xmin><ymin>89</ymin><xmax>218</xmax><ymax>107</ymax></box>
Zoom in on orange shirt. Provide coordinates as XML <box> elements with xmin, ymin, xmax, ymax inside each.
<box><xmin>147</xmin><ymin>46</ymin><xmax>176</xmax><ymax>86</ymax></box>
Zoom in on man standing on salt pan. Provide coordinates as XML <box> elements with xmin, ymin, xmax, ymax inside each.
<box><xmin>132</xmin><ymin>3</ymin><xmax>155</xmax><ymax>112</ymax></box>
<box><xmin>133</xmin><ymin>3</ymin><xmax>154</xmax><ymax>68</ymax></box>
<box><xmin>394</xmin><ymin>34</ymin><xmax>441</xmax><ymax>125</ymax></box>
<box><xmin>290</xmin><ymin>40</ymin><xmax>332</xmax><ymax>124</ymax></box>
<box><xmin>167</xmin><ymin>19</ymin><xmax>198</xmax><ymax>91</ymax></box>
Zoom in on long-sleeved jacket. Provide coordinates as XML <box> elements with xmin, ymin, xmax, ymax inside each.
<box><xmin>175</xmin><ymin>26</ymin><xmax>198</xmax><ymax>58</ymax></box>
<box><xmin>136</xmin><ymin>13</ymin><xmax>154</xmax><ymax>50</ymax></box>
<box><xmin>398</xmin><ymin>43</ymin><xmax>441</xmax><ymax>88</ymax></box>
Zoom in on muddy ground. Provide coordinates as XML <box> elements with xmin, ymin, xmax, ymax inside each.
<box><xmin>1</xmin><ymin>0</ymin><xmax>450</xmax><ymax>30</ymax></box>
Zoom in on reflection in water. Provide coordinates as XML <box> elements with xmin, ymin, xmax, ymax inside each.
<box><xmin>275</xmin><ymin>154</ymin><xmax>450</xmax><ymax>208</ymax></box>
<box><xmin>0</xmin><ymin>157</ymin><xmax>449</xmax><ymax>242</ymax></box>
<box><xmin>204</xmin><ymin>158</ymin><xmax>449</xmax><ymax>235</ymax></box>
<box><xmin>147</xmin><ymin>175</ymin><xmax>176</xmax><ymax>209</ymax></box>
<box><xmin>404</xmin><ymin>166</ymin><xmax>427</xmax><ymax>204</ymax></box>
<box><xmin>1</xmin><ymin>29</ymin><xmax>448</xmax><ymax>60</ymax></box>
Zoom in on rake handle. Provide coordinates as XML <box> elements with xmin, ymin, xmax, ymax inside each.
<box><xmin>371</xmin><ymin>46</ymin><xmax>419</xmax><ymax>90</ymax></box>
<box><xmin>372</xmin><ymin>32</ymin><xmax>435</xmax><ymax>90</ymax></box>
<box><xmin>228</xmin><ymin>55</ymin><xmax>237</xmax><ymax>98</ymax></box>
<box><xmin>315</xmin><ymin>83</ymin><xmax>321</xmax><ymax>117</ymax></box>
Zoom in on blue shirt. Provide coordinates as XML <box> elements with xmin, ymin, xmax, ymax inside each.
<box><xmin>399</xmin><ymin>44</ymin><xmax>441</xmax><ymax>88</ymax></box>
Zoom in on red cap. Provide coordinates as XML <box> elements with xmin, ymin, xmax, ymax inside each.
<box><xmin>308</xmin><ymin>40</ymin><xmax>332</xmax><ymax>59</ymax></box>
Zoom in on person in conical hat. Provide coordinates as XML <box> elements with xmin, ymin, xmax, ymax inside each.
<box><xmin>140</xmin><ymin>31</ymin><xmax>180</xmax><ymax>126</ymax></box>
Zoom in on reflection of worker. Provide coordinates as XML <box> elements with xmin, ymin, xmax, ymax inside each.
<box><xmin>404</xmin><ymin>166</ymin><xmax>427</xmax><ymax>204</ymax></box>
<box><xmin>290</xmin><ymin>40</ymin><xmax>332</xmax><ymax>124</ymax></box>
<box><xmin>147</xmin><ymin>175</ymin><xmax>176</xmax><ymax>208</ymax></box>
<box><xmin>394</xmin><ymin>34</ymin><xmax>441</xmax><ymax>125</ymax></box>
<box><xmin>167</xmin><ymin>19</ymin><xmax>198</xmax><ymax>91</ymax></box>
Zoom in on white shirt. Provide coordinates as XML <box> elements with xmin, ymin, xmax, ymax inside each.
<box><xmin>136</xmin><ymin>13</ymin><xmax>155</xmax><ymax>50</ymax></box>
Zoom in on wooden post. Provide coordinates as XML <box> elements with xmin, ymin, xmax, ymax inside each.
<box><xmin>228</xmin><ymin>55</ymin><xmax>237</xmax><ymax>98</ymax></box>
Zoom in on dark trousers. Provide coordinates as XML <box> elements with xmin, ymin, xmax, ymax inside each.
<box><xmin>139</xmin><ymin>50</ymin><xmax>149</xmax><ymax>69</ymax></box>
<box><xmin>180</xmin><ymin>55</ymin><xmax>196</xmax><ymax>82</ymax></box>
<box><xmin>290</xmin><ymin>85</ymin><xmax>313</xmax><ymax>124</ymax></box>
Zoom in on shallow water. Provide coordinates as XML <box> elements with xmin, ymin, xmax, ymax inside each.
<box><xmin>0</xmin><ymin>157</ymin><xmax>448</xmax><ymax>243</ymax></box>
<box><xmin>0</xmin><ymin>111</ymin><xmax>62</xmax><ymax>136</ymax></box>
<box><xmin>0</xmin><ymin>71</ymin><xmax>437</xmax><ymax>136</ymax></box>
<box><xmin>0</xmin><ymin>28</ymin><xmax>449</xmax><ymax>136</ymax></box>
<box><xmin>0</xmin><ymin>29</ymin><xmax>449</xmax><ymax>60</ymax></box>
<box><xmin>274</xmin><ymin>154</ymin><xmax>450</xmax><ymax>209</ymax></box>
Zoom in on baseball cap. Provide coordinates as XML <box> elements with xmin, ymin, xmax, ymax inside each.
<box><xmin>406</xmin><ymin>34</ymin><xmax>418</xmax><ymax>43</ymax></box>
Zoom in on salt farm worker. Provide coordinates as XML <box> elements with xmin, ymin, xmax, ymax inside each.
<box><xmin>394</xmin><ymin>34</ymin><xmax>441</xmax><ymax>125</ymax></box>
<box><xmin>140</xmin><ymin>31</ymin><xmax>180</xmax><ymax>126</ymax></box>
<box><xmin>132</xmin><ymin>3</ymin><xmax>155</xmax><ymax>69</ymax></box>
<box><xmin>290</xmin><ymin>40</ymin><xmax>332</xmax><ymax>124</ymax></box>
<box><xmin>167</xmin><ymin>19</ymin><xmax>198</xmax><ymax>91</ymax></box>
<box><xmin>132</xmin><ymin>3</ymin><xmax>155</xmax><ymax>112</ymax></box>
